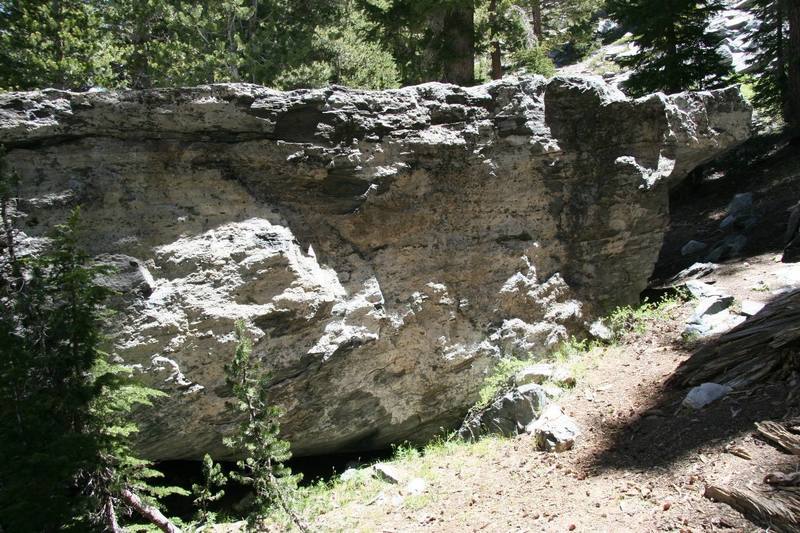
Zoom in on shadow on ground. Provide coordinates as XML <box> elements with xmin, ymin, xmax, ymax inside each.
<box><xmin>652</xmin><ymin>133</ymin><xmax>800</xmax><ymax>282</ymax></box>
<box><xmin>588</xmin><ymin>290</ymin><xmax>797</xmax><ymax>474</ymax></box>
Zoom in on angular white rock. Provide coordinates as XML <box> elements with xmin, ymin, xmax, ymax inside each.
<box><xmin>527</xmin><ymin>403</ymin><xmax>581</xmax><ymax>452</ymax></box>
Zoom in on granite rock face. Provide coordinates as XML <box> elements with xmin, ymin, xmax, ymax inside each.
<box><xmin>0</xmin><ymin>76</ymin><xmax>750</xmax><ymax>460</ymax></box>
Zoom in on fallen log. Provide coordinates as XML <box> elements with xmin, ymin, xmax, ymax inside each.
<box><xmin>705</xmin><ymin>484</ymin><xmax>800</xmax><ymax>532</ymax></box>
<box><xmin>673</xmin><ymin>289</ymin><xmax>800</xmax><ymax>387</ymax></box>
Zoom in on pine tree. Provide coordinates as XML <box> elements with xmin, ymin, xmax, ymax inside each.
<box><xmin>0</xmin><ymin>0</ymin><xmax>115</xmax><ymax>90</ymax></box>
<box><xmin>785</xmin><ymin>0</ymin><xmax>800</xmax><ymax>129</ymax></box>
<box><xmin>192</xmin><ymin>454</ymin><xmax>227</xmax><ymax>526</ymax></box>
<box><xmin>746</xmin><ymin>0</ymin><xmax>788</xmax><ymax>120</ymax></box>
<box><xmin>607</xmin><ymin>0</ymin><xmax>732</xmax><ymax>96</ymax></box>
<box><xmin>224</xmin><ymin>321</ymin><xmax>308</xmax><ymax>532</ymax></box>
<box><xmin>0</xmin><ymin>151</ymin><xmax>185</xmax><ymax>531</ymax></box>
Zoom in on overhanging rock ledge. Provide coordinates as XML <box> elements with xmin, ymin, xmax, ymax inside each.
<box><xmin>0</xmin><ymin>75</ymin><xmax>751</xmax><ymax>459</ymax></box>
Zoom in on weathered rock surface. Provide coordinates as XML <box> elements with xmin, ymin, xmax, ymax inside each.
<box><xmin>527</xmin><ymin>403</ymin><xmax>581</xmax><ymax>452</ymax></box>
<box><xmin>0</xmin><ymin>75</ymin><xmax>750</xmax><ymax>460</ymax></box>
<box><xmin>458</xmin><ymin>384</ymin><xmax>550</xmax><ymax>440</ymax></box>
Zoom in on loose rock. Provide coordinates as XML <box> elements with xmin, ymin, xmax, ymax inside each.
<box><xmin>681</xmin><ymin>240</ymin><xmax>708</xmax><ymax>256</ymax></box>
<box><xmin>459</xmin><ymin>384</ymin><xmax>549</xmax><ymax>440</ymax></box>
<box><xmin>372</xmin><ymin>463</ymin><xmax>407</xmax><ymax>484</ymax></box>
<box><xmin>527</xmin><ymin>403</ymin><xmax>581</xmax><ymax>452</ymax></box>
<box><xmin>682</xmin><ymin>382</ymin><xmax>732</xmax><ymax>409</ymax></box>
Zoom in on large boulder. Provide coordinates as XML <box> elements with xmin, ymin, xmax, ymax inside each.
<box><xmin>0</xmin><ymin>76</ymin><xmax>750</xmax><ymax>460</ymax></box>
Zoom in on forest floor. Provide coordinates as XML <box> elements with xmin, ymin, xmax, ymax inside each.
<box><xmin>211</xmin><ymin>136</ymin><xmax>800</xmax><ymax>532</ymax></box>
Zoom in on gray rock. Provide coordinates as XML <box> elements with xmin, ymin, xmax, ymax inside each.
<box><xmin>527</xmin><ymin>403</ymin><xmax>581</xmax><ymax>452</ymax></box>
<box><xmin>706</xmin><ymin>234</ymin><xmax>748</xmax><ymax>262</ymax></box>
<box><xmin>95</xmin><ymin>254</ymin><xmax>156</xmax><ymax>298</ymax></box>
<box><xmin>727</xmin><ymin>192</ymin><xmax>753</xmax><ymax>217</ymax></box>
<box><xmin>682</xmin><ymin>382</ymin><xmax>732</xmax><ymax>409</ymax></box>
<box><xmin>681</xmin><ymin>240</ymin><xmax>708</xmax><ymax>256</ymax></box>
<box><xmin>515</xmin><ymin>364</ymin><xmax>555</xmax><ymax>385</ymax></box>
<box><xmin>339</xmin><ymin>468</ymin><xmax>360</xmax><ymax>482</ymax></box>
<box><xmin>684</xmin><ymin>309</ymin><xmax>745</xmax><ymax>338</ymax></box>
<box><xmin>459</xmin><ymin>384</ymin><xmax>549</xmax><ymax>440</ymax></box>
<box><xmin>684</xmin><ymin>279</ymin><xmax>727</xmax><ymax>300</ymax></box>
<box><xmin>690</xmin><ymin>295</ymin><xmax>735</xmax><ymax>321</ymax></box>
<box><xmin>657</xmin><ymin>262</ymin><xmax>718</xmax><ymax>289</ymax></box>
<box><xmin>404</xmin><ymin>478</ymin><xmax>427</xmax><ymax>496</ymax></box>
<box><xmin>589</xmin><ymin>319</ymin><xmax>614</xmax><ymax>341</ymax></box>
<box><xmin>0</xmin><ymin>77</ymin><xmax>751</xmax><ymax>460</ymax></box>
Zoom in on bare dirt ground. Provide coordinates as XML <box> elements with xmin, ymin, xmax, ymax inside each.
<box><xmin>310</xmin><ymin>136</ymin><xmax>800</xmax><ymax>532</ymax></box>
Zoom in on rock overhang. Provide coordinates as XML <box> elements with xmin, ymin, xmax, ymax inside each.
<box><xmin>0</xmin><ymin>75</ymin><xmax>751</xmax><ymax>459</ymax></box>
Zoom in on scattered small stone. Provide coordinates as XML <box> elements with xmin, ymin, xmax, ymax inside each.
<box><xmin>663</xmin><ymin>502</ymin><xmax>672</xmax><ymax>511</ymax></box>
<box><xmin>682</xmin><ymin>383</ymin><xmax>732</xmax><ymax>409</ymax></box>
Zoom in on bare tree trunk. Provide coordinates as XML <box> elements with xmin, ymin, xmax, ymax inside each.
<box><xmin>52</xmin><ymin>0</ymin><xmax>66</xmax><ymax>89</ymax></box>
<box><xmin>441</xmin><ymin>0</ymin><xmax>475</xmax><ymax>86</ymax></box>
<box><xmin>120</xmin><ymin>488</ymin><xmax>182</xmax><ymax>533</ymax></box>
<box><xmin>489</xmin><ymin>0</ymin><xmax>502</xmax><ymax>79</ymax></box>
<box><xmin>103</xmin><ymin>496</ymin><xmax>123</xmax><ymax>533</ymax></box>
<box><xmin>531</xmin><ymin>0</ymin><xmax>543</xmax><ymax>42</ymax></box>
<box><xmin>786</xmin><ymin>0</ymin><xmax>800</xmax><ymax>129</ymax></box>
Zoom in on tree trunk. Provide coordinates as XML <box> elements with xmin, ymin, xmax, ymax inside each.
<box><xmin>441</xmin><ymin>1</ymin><xmax>475</xmax><ymax>86</ymax></box>
<box><xmin>785</xmin><ymin>0</ymin><xmax>800</xmax><ymax>129</ymax></box>
<box><xmin>52</xmin><ymin>0</ymin><xmax>65</xmax><ymax>89</ymax></box>
<box><xmin>531</xmin><ymin>0</ymin><xmax>543</xmax><ymax>41</ymax></box>
<box><xmin>489</xmin><ymin>0</ymin><xmax>502</xmax><ymax>79</ymax></box>
<box><xmin>120</xmin><ymin>488</ymin><xmax>182</xmax><ymax>533</ymax></box>
<box><xmin>103</xmin><ymin>496</ymin><xmax>123</xmax><ymax>533</ymax></box>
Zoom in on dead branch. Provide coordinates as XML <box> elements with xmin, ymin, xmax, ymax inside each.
<box><xmin>120</xmin><ymin>488</ymin><xmax>182</xmax><ymax>533</ymax></box>
<box><xmin>756</xmin><ymin>420</ymin><xmax>800</xmax><ymax>456</ymax></box>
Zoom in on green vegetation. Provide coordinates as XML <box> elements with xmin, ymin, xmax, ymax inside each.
<box><xmin>224</xmin><ymin>320</ymin><xmax>307</xmax><ymax>531</ymax></box>
<box><xmin>192</xmin><ymin>454</ymin><xmax>228</xmax><ymax>526</ymax></box>
<box><xmin>607</xmin><ymin>0</ymin><xmax>732</xmax><ymax>96</ymax></box>
<box><xmin>0</xmin><ymin>195</ymin><xmax>185</xmax><ymax>530</ymax></box>
<box><xmin>512</xmin><ymin>45</ymin><xmax>557</xmax><ymax>77</ymax></box>
<box><xmin>743</xmin><ymin>0</ymin><xmax>800</xmax><ymax>128</ymax></box>
<box><xmin>475</xmin><ymin>290</ymin><xmax>690</xmax><ymax>411</ymax></box>
<box><xmin>607</xmin><ymin>289</ymin><xmax>689</xmax><ymax>336</ymax></box>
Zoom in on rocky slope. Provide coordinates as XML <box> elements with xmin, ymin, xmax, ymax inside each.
<box><xmin>0</xmin><ymin>75</ymin><xmax>750</xmax><ymax>460</ymax></box>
